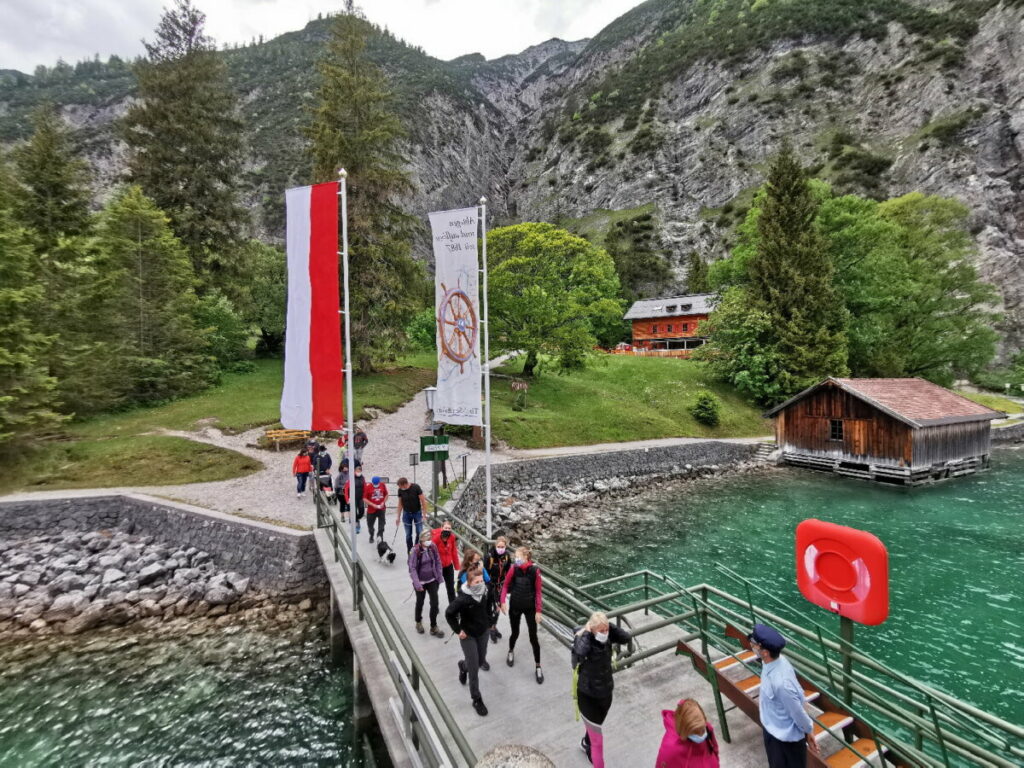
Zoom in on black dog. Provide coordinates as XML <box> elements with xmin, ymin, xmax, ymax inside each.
<box><xmin>376</xmin><ymin>538</ymin><xmax>397</xmax><ymax>565</ymax></box>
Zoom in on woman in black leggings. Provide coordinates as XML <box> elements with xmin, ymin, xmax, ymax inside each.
<box><xmin>499</xmin><ymin>545</ymin><xmax>544</xmax><ymax>684</ymax></box>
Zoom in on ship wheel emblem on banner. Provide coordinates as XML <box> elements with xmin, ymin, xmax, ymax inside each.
<box><xmin>437</xmin><ymin>281</ymin><xmax>479</xmax><ymax>373</ymax></box>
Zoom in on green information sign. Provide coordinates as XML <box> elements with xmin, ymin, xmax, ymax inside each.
<box><xmin>419</xmin><ymin>435</ymin><xmax>450</xmax><ymax>462</ymax></box>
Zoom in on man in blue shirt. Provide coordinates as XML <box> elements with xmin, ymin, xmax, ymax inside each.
<box><xmin>749</xmin><ymin>623</ymin><xmax>819</xmax><ymax>767</ymax></box>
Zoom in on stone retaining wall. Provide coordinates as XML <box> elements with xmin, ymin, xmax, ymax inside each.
<box><xmin>0</xmin><ymin>494</ymin><xmax>324</xmax><ymax>597</ymax></box>
<box><xmin>451</xmin><ymin>441</ymin><xmax>759</xmax><ymax>539</ymax></box>
<box><xmin>992</xmin><ymin>423</ymin><xmax>1024</xmax><ymax>444</ymax></box>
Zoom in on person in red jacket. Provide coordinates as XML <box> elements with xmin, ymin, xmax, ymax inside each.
<box><xmin>655</xmin><ymin>698</ymin><xmax>720</xmax><ymax>767</ymax></box>
<box><xmin>292</xmin><ymin>448</ymin><xmax>312</xmax><ymax>498</ymax></box>
<box><xmin>431</xmin><ymin>520</ymin><xmax>460</xmax><ymax>603</ymax></box>
<box><xmin>364</xmin><ymin>476</ymin><xmax>388</xmax><ymax>543</ymax></box>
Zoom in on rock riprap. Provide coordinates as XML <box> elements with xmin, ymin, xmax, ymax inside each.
<box><xmin>0</xmin><ymin>526</ymin><xmax>279</xmax><ymax>638</ymax></box>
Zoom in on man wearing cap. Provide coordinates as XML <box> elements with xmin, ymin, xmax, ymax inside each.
<box><xmin>365</xmin><ymin>476</ymin><xmax>388</xmax><ymax>542</ymax></box>
<box><xmin>749</xmin><ymin>623</ymin><xmax>819</xmax><ymax>767</ymax></box>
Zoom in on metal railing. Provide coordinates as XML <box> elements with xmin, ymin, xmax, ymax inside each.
<box><xmin>314</xmin><ymin>484</ymin><xmax>477</xmax><ymax>768</ymax></box>
<box><xmin>572</xmin><ymin>566</ymin><xmax>1024</xmax><ymax>768</ymax></box>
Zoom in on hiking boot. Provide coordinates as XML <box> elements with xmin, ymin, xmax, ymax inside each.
<box><xmin>430</xmin><ymin>625</ymin><xmax>445</xmax><ymax>638</ymax></box>
<box><xmin>581</xmin><ymin>734</ymin><xmax>592</xmax><ymax>763</ymax></box>
<box><xmin>535</xmin><ymin>665</ymin><xmax>544</xmax><ymax>684</ymax></box>
<box><xmin>415</xmin><ymin>622</ymin><xmax>424</xmax><ymax>634</ymax></box>
<box><xmin>489</xmin><ymin>628</ymin><xmax>499</xmax><ymax>644</ymax></box>
<box><xmin>458</xmin><ymin>660</ymin><xmax>467</xmax><ymax>686</ymax></box>
<box><xmin>506</xmin><ymin>650</ymin><xmax>514</xmax><ymax>667</ymax></box>
<box><xmin>480</xmin><ymin>660</ymin><xmax>490</xmax><ymax>672</ymax></box>
<box><xmin>356</xmin><ymin>523</ymin><xmax>361</xmax><ymax>534</ymax></box>
<box><xmin>472</xmin><ymin>697</ymin><xmax>488</xmax><ymax>717</ymax></box>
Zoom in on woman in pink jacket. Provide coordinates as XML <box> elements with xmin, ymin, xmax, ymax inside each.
<box><xmin>655</xmin><ymin>698</ymin><xmax>720</xmax><ymax>767</ymax></box>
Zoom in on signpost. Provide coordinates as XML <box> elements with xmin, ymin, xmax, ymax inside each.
<box><xmin>419</xmin><ymin>435</ymin><xmax>450</xmax><ymax>462</ymax></box>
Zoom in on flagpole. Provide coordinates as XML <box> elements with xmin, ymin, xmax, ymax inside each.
<box><xmin>479</xmin><ymin>196</ymin><xmax>492</xmax><ymax>540</ymax></box>
<box><xmin>339</xmin><ymin>169</ymin><xmax>358</xmax><ymax>584</ymax></box>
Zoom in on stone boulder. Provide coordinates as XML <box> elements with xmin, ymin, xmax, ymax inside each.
<box><xmin>137</xmin><ymin>562</ymin><xmax>166</xmax><ymax>585</ymax></box>
<box><xmin>204</xmin><ymin>585</ymin><xmax>238</xmax><ymax>606</ymax></box>
<box><xmin>44</xmin><ymin>591</ymin><xmax>89</xmax><ymax>622</ymax></box>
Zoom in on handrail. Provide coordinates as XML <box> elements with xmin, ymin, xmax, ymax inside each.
<box><xmin>313</xmin><ymin>484</ymin><xmax>476</xmax><ymax>767</ymax></box>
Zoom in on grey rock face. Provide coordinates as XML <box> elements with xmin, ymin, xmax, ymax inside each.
<box><xmin>137</xmin><ymin>562</ymin><xmax>166</xmax><ymax>585</ymax></box>
<box><xmin>204</xmin><ymin>586</ymin><xmax>238</xmax><ymax>606</ymax></box>
<box><xmin>102</xmin><ymin>568</ymin><xmax>126</xmax><ymax>585</ymax></box>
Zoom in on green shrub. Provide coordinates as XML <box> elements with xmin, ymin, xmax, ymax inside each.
<box><xmin>405</xmin><ymin>307</ymin><xmax>436</xmax><ymax>351</ymax></box>
<box><xmin>690</xmin><ymin>390</ymin><xmax>722</xmax><ymax>426</ymax></box>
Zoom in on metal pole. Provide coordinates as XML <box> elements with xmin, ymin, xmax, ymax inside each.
<box><xmin>479</xmin><ymin>196</ymin><xmax>492</xmax><ymax>539</ymax></box>
<box><xmin>840</xmin><ymin>615</ymin><xmax>854</xmax><ymax>706</ymax></box>
<box><xmin>339</xmin><ymin>169</ymin><xmax>358</xmax><ymax>588</ymax></box>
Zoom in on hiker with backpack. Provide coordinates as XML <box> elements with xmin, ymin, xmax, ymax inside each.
<box><xmin>445</xmin><ymin>562</ymin><xmax>492</xmax><ymax>717</ymax></box>
<box><xmin>655</xmin><ymin>698</ymin><xmax>721</xmax><ymax>767</ymax></box>
<box><xmin>572</xmin><ymin>611</ymin><xmax>632</xmax><ymax>768</ymax></box>
<box><xmin>484</xmin><ymin>536</ymin><xmax>513</xmax><ymax>643</ymax></box>
<box><xmin>499</xmin><ymin>545</ymin><xmax>544</xmax><ymax>684</ymax></box>
<box><xmin>352</xmin><ymin>426</ymin><xmax>369</xmax><ymax>463</ymax></box>
<box><xmin>408</xmin><ymin>530</ymin><xmax>445</xmax><ymax>638</ymax></box>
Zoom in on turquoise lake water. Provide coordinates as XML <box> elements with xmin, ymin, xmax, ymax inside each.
<box><xmin>0</xmin><ymin>617</ymin><xmax>376</xmax><ymax>767</ymax></box>
<box><xmin>551</xmin><ymin>447</ymin><xmax>1024</xmax><ymax>724</ymax></box>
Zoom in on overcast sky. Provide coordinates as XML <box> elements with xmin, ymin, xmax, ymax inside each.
<box><xmin>0</xmin><ymin>0</ymin><xmax>642</xmax><ymax>73</ymax></box>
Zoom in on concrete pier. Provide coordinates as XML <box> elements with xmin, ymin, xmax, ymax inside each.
<box><xmin>314</xmin><ymin>521</ymin><xmax>770</xmax><ymax>767</ymax></box>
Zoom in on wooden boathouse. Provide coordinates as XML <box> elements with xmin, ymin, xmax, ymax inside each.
<box><xmin>765</xmin><ymin>378</ymin><xmax>1005</xmax><ymax>485</ymax></box>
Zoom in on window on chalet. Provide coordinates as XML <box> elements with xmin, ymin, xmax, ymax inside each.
<box><xmin>667</xmin><ymin>324</ymin><xmax>673</xmax><ymax>332</ymax></box>
<box><xmin>682</xmin><ymin>323</ymin><xmax>689</xmax><ymax>333</ymax></box>
<box><xmin>652</xmin><ymin>324</ymin><xmax>658</xmax><ymax>333</ymax></box>
<box><xmin>666</xmin><ymin>305</ymin><xmax>677</xmax><ymax>313</ymax></box>
<box><xmin>680</xmin><ymin>303</ymin><xmax>692</xmax><ymax>311</ymax></box>
<box><xmin>829</xmin><ymin>419</ymin><xmax>844</xmax><ymax>441</ymax></box>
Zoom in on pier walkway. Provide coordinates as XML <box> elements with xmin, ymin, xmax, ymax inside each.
<box><xmin>314</xmin><ymin>499</ymin><xmax>767</xmax><ymax>766</ymax></box>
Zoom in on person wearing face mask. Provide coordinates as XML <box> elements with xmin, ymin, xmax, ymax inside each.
<box><xmin>431</xmin><ymin>520</ymin><xmax>460</xmax><ymax>603</ymax></box>
<box><xmin>457</xmin><ymin>550</ymin><xmax>491</xmax><ymax>592</ymax></box>
<box><xmin>409</xmin><ymin>530</ymin><xmax>445</xmax><ymax>638</ymax></box>
<box><xmin>445</xmin><ymin>564</ymin><xmax>492</xmax><ymax>717</ymax></box>
<box><xmin>655</xmin><ymin>698</ymin><xmax>720</xmax><ymax>767</ymax></box>
<box><xmin>499</xmin><ymin>546</ymin><xmax>545</xmax><ymax>684</ymax></box>
<box><xmin>572</xmin><ymin>611</ymin><xmax>632</xmax><ymax>767</ymax></box>
<box><xmin>484</xmin><ymin>536</ymin><xmax>513</xmax><ymax>643</ymax></box>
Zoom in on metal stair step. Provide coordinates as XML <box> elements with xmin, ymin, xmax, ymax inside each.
<box><xmin>813</xmin><ymin>711</ymin><xmax>855</xmax><ymax>741</ymax></box>
<box><xmin>825</xmin><ymin>737</ymin><xmax>886</xmax><ymax>768</ymax></box>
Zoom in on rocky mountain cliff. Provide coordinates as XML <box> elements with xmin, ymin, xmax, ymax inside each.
<box><xmin>2</xmin><ymin>1</ymin><xmax>1022</xmax><ymax>350</ymax></box>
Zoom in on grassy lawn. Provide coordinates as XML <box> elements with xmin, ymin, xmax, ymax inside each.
<box><xmin>1</xmin><ymin>352</ymin><xmax>437</xmax><ymax>495</ymax></box>
<box><xmin>957</xmin><ymin>390</ymin><xmax>1022</xmax><ymax>415</ymax></box>
<box><xmin>68</xmin><ymin>352</ymin><xmax>437</xmax><ymax>440</ymax></box>
<box><xmin>0</xmin><ymin>436</ymin><xmax>263</xmax><ymax>496</ymax></box>
<box><xmin>490</xmin><ymin>354</ymin><xmax>770</xmax><ymax>449</ymax></box>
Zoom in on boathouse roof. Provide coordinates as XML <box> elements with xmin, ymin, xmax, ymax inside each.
<box><xmin>764</xmin><ymin>377</ymin><xmax>1006</xmax><ymax>428</ymax></box>
<box><xmin>624</xmin><ymin>293</ymin><xmax>716</xmax><ymax>320</ymax></box>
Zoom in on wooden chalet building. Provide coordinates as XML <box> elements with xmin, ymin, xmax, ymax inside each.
<box><xmin>765</xmin><ymin>378</ymin><xmax>1005</xmax><ymax>485</ymax></box>
<box><xmin>623</xmin><ymin>293</ymin><xmax>713</xmax><ymax>355</ymax></box>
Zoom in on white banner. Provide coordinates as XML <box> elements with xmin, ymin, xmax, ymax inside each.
<box><xmin>429</xmin><ymin>207</ymin><xmax>482</xmax><ymax>426</ymax></box>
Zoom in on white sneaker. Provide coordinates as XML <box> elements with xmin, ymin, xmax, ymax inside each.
<box><xmin>297</xmin><ymin>493</ymin><xmax>302</xmax><ymax>499</ymax></box>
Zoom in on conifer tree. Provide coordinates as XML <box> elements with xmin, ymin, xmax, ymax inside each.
<box><xmin>685</xmin><ymin>251</ymin><xmax>709</xmax><ymax>293</ymax></box>
<box><xmin>11</xmin><ymin>104</ymin><xmax>91</xmax><ymax>251</ymax></box>
<box><xmin>748</xmin><ymin>144</ymin><xmax>848</xmax><ymax>397</ymax></box>
<box><xmin>307</xmin><ymin>12</ymin><xmax>424</xmax><ymax>372</ymax></box>
<box><xmin>82</xmin><ymin>186</ymin><xmax>214</xmax><ymax>412</ymax></box>
<box><xmin>0</xmin><ymin>169</ymin><xmax>63</xmax><ymax>450</ymax></box>
<box><xmin>122</xmin><ymin>0</ymin><xmax>247</xmax><ymax>291</ymax></box>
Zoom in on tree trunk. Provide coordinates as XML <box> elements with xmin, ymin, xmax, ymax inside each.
<box><xmin>522</xmin><ymin>350</ymin><xmax>538</xmax><ymax>377</ymax></box>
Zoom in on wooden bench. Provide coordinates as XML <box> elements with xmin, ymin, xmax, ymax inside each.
<box><xmin>264</xmin><ymin>429</ymin><xmax>310</xmax><ymax>451</ymax></box>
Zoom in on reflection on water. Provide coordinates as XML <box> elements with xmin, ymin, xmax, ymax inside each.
<box><xmin>0</xmin><ymin>616</ymin><xmax>365</xmax><ymax>767</ymax></box>
<box><xmin>551</xmin><ymin>448</ymin><xmax>1024</xmax><ymax>722</ymax></box>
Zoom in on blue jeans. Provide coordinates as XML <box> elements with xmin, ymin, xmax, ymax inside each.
<box><xmin>295</xmin><ymin>473</ymin><xmax>308</xmax><ymax>493</ymax></box>
<box><xmin>402</xmin><ymin>511</ymin><xmax>423</xmax><ymax>552</ymax></box>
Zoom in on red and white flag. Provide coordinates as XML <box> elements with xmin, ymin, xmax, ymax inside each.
<box><xmin>280</xmin><ymin>182</ymin><xmax>343</xmax><ymax>430</ymax></box>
